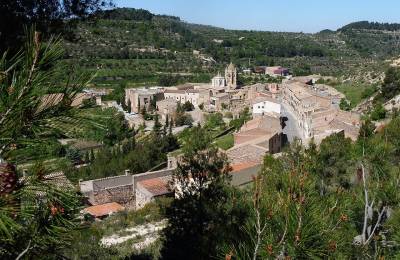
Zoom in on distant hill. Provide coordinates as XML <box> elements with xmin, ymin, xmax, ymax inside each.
<box><xmin>62</xmin><ymin>8</ymin><xmax>400</xmax><ymax>87</ymax></box>
<box><xmin>338</xmin><ymin>21</ymin><xmax>400</xmax><ymax>32</ymax></box>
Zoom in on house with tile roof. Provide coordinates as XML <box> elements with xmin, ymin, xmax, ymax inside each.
<box><xmin>135</xmin><ymin>175</ymin><xmax>172</xmax><ymax>209</ymax></box>
<box><xmin>226</xmin><ymin>116</ymin><xmax>284</xmax><ymax>184</ymax></box>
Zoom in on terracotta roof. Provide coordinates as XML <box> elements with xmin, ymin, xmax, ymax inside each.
<box><xmin>84</xmin><ymin>202</ymin><xmax>125</xmax><ymax>217</ymax></box>
<box><xmin>137</xmin><ymin>176</ymin><xmax>172</xmax><ymax>197</ymax></box>
<box><xmin>239</xmin><ymin>116</ymin><xmax>281</xmax><ymax>133</ymax></box>
<box><xmin>227</xmin><ymin>144</ymin><xmax>267</xmax><ymax>165</ymax></box>
<box><xmin>231</xmin><ymin>162</ymin><xmax>260</xmax><ymax>173</ymax></box>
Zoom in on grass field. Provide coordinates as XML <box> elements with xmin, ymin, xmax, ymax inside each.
<box><xmin>333</xmin><ymin>83</ymin><xmax>377</xmax><ymax>108</ymax></box>
<box><xmin>214</xmin><ymin>133</ymin><xmax>234</xmax><ymax>150</ymax></box>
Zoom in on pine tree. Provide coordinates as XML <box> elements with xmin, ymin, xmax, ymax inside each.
<box><xmin>165</xmin><ymin>114</ymin><xmax>169</xmax><ymax>127</ymax></box>
<box><xmin>153</xmin><ymin>114</ymin><xmax>162</xmax><ymax>136</ymax></box>
<box><xmin>84</xmin><ymin>151</ymin><xmax>90</xmax><ymax>163</ymax></box>
<box><xmin>127</xmin><ymin>99</ymin><xmax>132</xmax><ymax>113</ymax></box>
<box><xmin>90</xmin><ymin>149</ymin><xmax>95</xmax><ymax>162</ymax></box>
<box><xmin>0</xmin><ymin>30</ymin><xmax>84</xmax><ymax>259</ymax></box>
<box><xmin>161</xmin><ymin>126</ymin><xmax>244</xmax><ymax>259</ymax></box>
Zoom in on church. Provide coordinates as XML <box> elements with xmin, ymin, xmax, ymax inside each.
<box><xmin>211</xmin><ymin>62</ymin><xmax>237</xmax><ymax>91</ymax></box>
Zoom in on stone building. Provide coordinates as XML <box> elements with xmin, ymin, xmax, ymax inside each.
<box><xmin>282</xmin><ymin>80</ymin><xmax>360</xmax><ymax>141</ymax></box>
<box><xmin>210</xmin><ymin>93</ymin><xmax>230</xmax><ymax>110</ymax></box>
<box><xmin>79</xmin><ymin>157</ymin><xmax>177</xmax><ymax>210</ymax></box>
<box><xmin>156</xmin><ymin>99</ymin><xmax>178</xmax><ymax>121</ymax></box>
<box><xmin>246</xmin><ymin>83</ymin><xmax>281</xmax><ymax>101</ymax></box>
<box><xmin>211</xmin><ymin>73</ymin><xmax>226</xmax><ymax>88</ymax></box>
<box><xmin>252</xmin><ymin>96</ymin><xmax>281</xmax><ymax>117</ymax></box>
<box><xmin>225</xmin><ymin>62</ymin><xmax>237</xmax><ymax>90</ymax></box>
<box><xmin>163</xmin><ymin>89</ymin><xmax>201</xmax><ymax>107</ymax></box>
<box><xmin>233</xmin><ymin>115</ymin><xmax>283</xmax><ymax>151</ymax></box>
<box><xmin>125</xmin><ymin>88</ymin><xmax>164</xmax><ymax>113</ymax></box>
<box><xmin>135</xmin><ymin>175</ymin><xmax>172</xmax><ymax>209</ymax></box>
<box><xmin>265</xmin><ymin>66</ymin><xmax>290</xmax><ymax>77</ymax></box>
<box><xmin>226</xmin><ymin>116</ymin><xmax>283</xmax><ymax>184</ymax></box>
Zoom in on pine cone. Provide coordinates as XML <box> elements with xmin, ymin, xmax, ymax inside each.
<box><xmin>0</xmin><ymin>163</ymin><xmax>17</xmax><ymax>195</ymax></box>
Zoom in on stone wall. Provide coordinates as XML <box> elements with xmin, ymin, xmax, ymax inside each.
<box><xmin>135</xmin><ymin>187</ymin><xmax>153</xmax><ymax>210</ymax></box>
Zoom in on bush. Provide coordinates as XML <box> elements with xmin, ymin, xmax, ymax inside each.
<box><xmin>370</xmin><ymin>103</ymin><xmax>387</xmax><ymax>121</ymax></box>
<box><xmin>182</xmin><ymin>101</ymin><xmax>194</xmax><ymax>111</ymax></box>
<box><xmin>339</xmin><ymin>98</ymin><xmax>351</xmax><ymax>111</ymax></box>
<box><xmin>175</xmin><ymin>113</ymin><xmax>193</xmax><ymax>127</ymax></box>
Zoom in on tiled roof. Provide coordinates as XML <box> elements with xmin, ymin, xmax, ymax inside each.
<box><xmin>239</xmin><ymin>116</ymin><xmax>281</xmax><ymax>133</ymax></box>
<box><xmin>84</xmin><ymin>202</ymin><xmax>125</xmax><ymax>217</ymax></box>
<box><xmin>137</xmin><ymin>176</ymin><xmax>172</xmax><ymax>197</ymax></box>
<box><xmin>227</xmin><ymin>144</ymin><xmax>267</xmax><ymax>165</ymax></box>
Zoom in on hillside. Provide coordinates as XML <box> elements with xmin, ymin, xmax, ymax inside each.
<box><xmin>62</xmin><ymin>8</ymin><xmax>400</xmax><ymax>88</ymax></box>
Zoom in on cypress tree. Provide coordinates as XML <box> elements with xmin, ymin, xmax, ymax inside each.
<box><xmin>90</xmin><ymin>149</ymin><xmax>95</xmax><ymax>162</ymax></box>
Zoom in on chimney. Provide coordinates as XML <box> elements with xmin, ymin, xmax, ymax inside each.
<box><xmin>125</xmin><ymin>169</ymin><xmax>130</xmax><ymax>176</ymax></box>
<box><xmin>22</xmin><ymin>169</ymin><xmax>28</xmax><ymax>178</ymax></box>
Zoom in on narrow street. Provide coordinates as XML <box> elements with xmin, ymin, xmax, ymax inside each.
<box><xmin>281</xmin><ymin>102</ymin><xmax>304</xmax><ymax>143</ymax></box>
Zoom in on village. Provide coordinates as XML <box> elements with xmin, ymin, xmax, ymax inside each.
<box><xmin>77</xmin><ymin>63</ymin><xmax>362</xmax><ymax>219</ymax></box>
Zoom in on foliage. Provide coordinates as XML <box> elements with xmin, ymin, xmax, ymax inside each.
<box><xmin>339</xmin><ymin>21</ymin><xmax>400</xmax><ymax>32</ymax></box>
<box><xmin>224</xmin><ymin>141</ymin><xmax>354</xmax><ymax>259</ymax></box>
<box><xmin>175</xmin><ymin>103</ymin><xmax>194</xmax><ymax>127</ymax></box>
<box><xmin>0</xmin><ymin>0</ymin><xmax>114</xmax><ymax>53</ymax></box>
<box><xmin>182</xmin><ymin>101</ymin><xmax>194</xmax><ymax>111</ymax></box>
<box><xmin>66</xmin><ymin>147</ymin><xmax>83</xmax><ymax>165</ymax></box>
<box><xmin>370</xmin><ymin>103</ymin><xmax>387</xmax><ymax>121</ymax></box>
<box><xmin>204</xmin><ymin>112</ymin><xmax>226</xmax><ymax>130</ymax></box>
<box><xmin>62</xmin><ymin>199</ymin><xmax>171</xmax><ymax>259</ymax></box>
<box><xmin>95</xmin><ymin>7</ymin><xmax>154</xmax><ymax>21</ymax></box>
<box><xmin>67</xmin><ymin>121</ymin><xmax>178</xmax><ymax>182</ymax></box>
<box><xmin>379</xmin><ymin>67</ymin><xmax>400</xmax><ymax>101</ymax></box>
<box><xmin>75</xmin><ymin>107</ymin><xmax>132</xmax><ymax>146</ymax></box>
<box><xmin>214</xmin><ymin>133</ymin><xmax>234</xmax><ymax>150</ymax></box>
<box><xmin>340</xmin><ymin>98</ymin><xmax>351</xmax><ymax>111</ymax></box>
<box><xmin>334</xmin><ymin>83</ymin><xmax>377</xmax><ymax>108</ymax></box>
<box><xmin>161</xmin><ymin>126</ymin><xmax>248</xmax><ymax>259</ymax></box>
<box><xmin>61</xmin><ymin>8</ymin><xmax>400</xmax><ymax>90</ymax></box>
<box><xmin>225</xmin><ymin>115</ymin><xmax>400</xmax><ymax>259</ymax></box>
<box><xmin>229</xmin><ymin>107</ymin><xmax>252</xmax><ymax>130</ymax></box>
<box><xmin>0</xmin><ymin>30</ymin><xmax>93</xmax><ymax>163</ymax></box>
<box><xmin>0</xmin><ymin>32</ymin><xmax>85</xmax><ymax>259</ymax></box>
<box><xmin>315</xmin><ymin>132</ymin><xmax>354</xmax><ymax>189</ymax></box>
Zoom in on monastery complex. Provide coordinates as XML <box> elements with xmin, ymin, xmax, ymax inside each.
<box><xmin>80</xmin><ymin>63</ymin><xmax>361</xmax><ymax>214</ymax></box>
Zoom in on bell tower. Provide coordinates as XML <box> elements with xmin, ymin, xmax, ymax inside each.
<box><xmin>225</xmin><ymin>62</ymin><xmax>237</xmax><ymax>90</ymax></box>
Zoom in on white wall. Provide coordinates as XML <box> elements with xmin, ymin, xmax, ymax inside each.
<box><xmin>253</xmin><ymin>101</ymin><xmax>281</xmax><ymax>115</ymax></box>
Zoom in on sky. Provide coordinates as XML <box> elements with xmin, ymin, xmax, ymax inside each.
<box><xmin>114</xmin><ymin>0</ymin><xmax>400</xmax><ymax>33</ymax></box>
